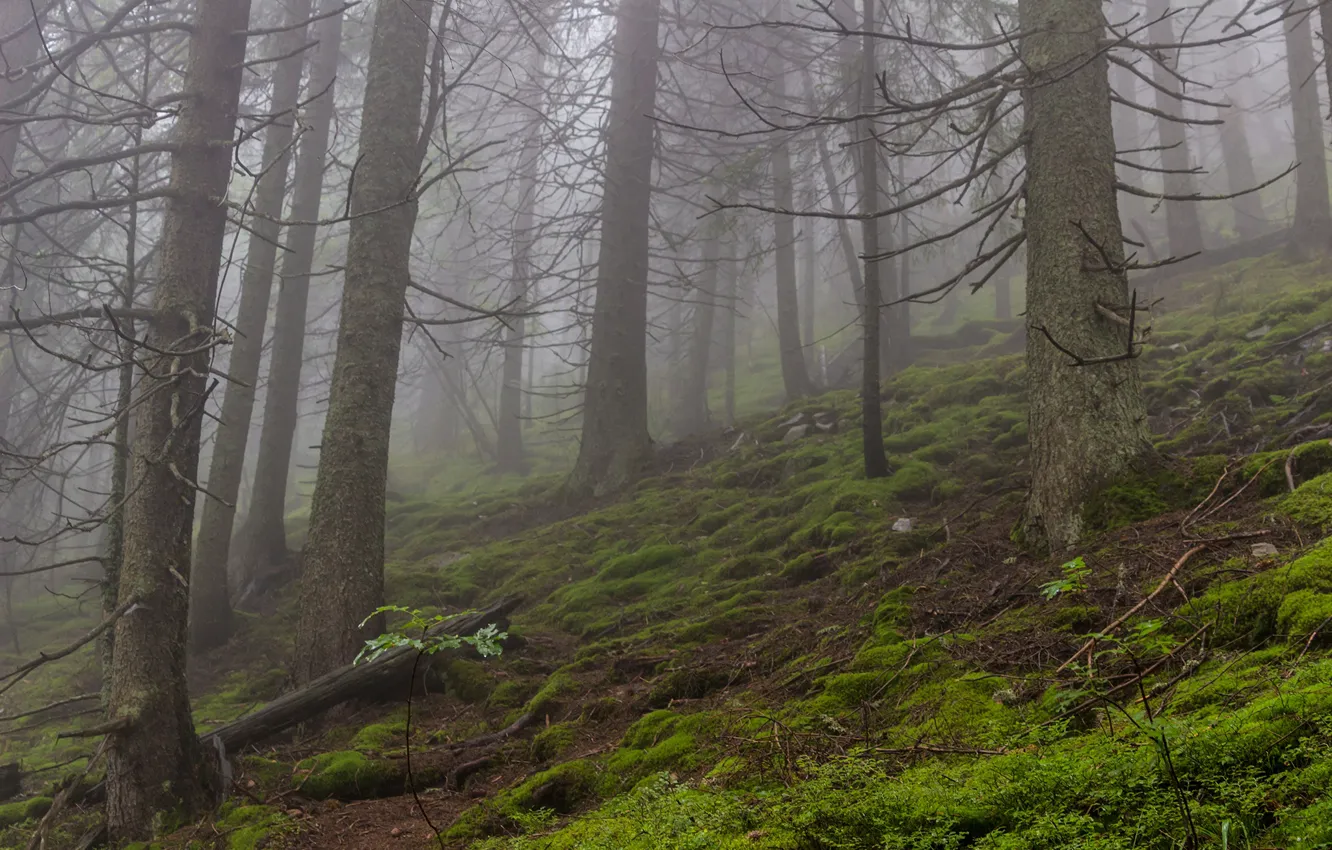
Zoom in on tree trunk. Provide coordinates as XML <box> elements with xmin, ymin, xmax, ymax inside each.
<box><xmin>1283</xmin><ymin>0</ymin><xmax>1331</xmax><ymax>255</ymax></box>
<box><xmin>104</xmin><ymin>0</ymin><xmax>252</xmax><ymax>837</ymax></box>
<box><xmin>496</xmin><ymin>39</ymin><xmax>547</xmax><ymax>474</ymax></box>
<box><xmin>1019</xmin><ymin>0</ymin><xmax>1152</xmax><ymax>551</ymax></box>
<box><xmin>858</xmin><ymin>0</ymin><xmax>887</xmax><ymax>479</ymax></box>
<box><xmin>190</xmin><ymin>0</ymin><xmax>315</xmax><ymax>654</ymax></box>
<box><xmin>234</xmin><ymin>2</ymin><xmax>345</xmax><ymax>592</ymax></box>
<box><xmin>801</xmin><ymin>210</ymin><xmax>816</xmax><ymax>350</ymax></box>
<box><xmin>722</xmin><ymin>250</ymin><xmax>737</xmax><ymax>425</ymax></box>
<box><xmin>1216</xmin><ymin>96</ymin><xmax>1265</xmax><ymax>240</ymax></box>
<box><xmin>1109</xmin><ymin>53</ymin><xmax>1152</xmax><ymax>250</ymax></box>
<box><xmin>771</xmin><ymin>127</ymin><xmax>813</xmax><ymax>399</ymax></box>
<box><xmin>1146</xmin><ymin>0</ymin><xmax>1205</xmax><ymax>259</ymax></box>
<box><xmin>812</xmin><ymin>123</ymin><xmax>865</xmax><ymax>314</ymax></box>
<box><xmin>677</xmin><ymin>227</ymin><xmax>721</xmax><ymax>436</ymax></box>
<box><xmin>877</xmin><ymin>157</ymin><xmax>908</xmax><ymax>373</ymax></box>
<box><xmin>565</xmin><ymin>0</ymin><xmax>660</xmax><ymax>498</ymax></box>
<box><xmin>294</xmin><ymin>0</ymin><xmax>431</xmax><ymax>684</ymax></box>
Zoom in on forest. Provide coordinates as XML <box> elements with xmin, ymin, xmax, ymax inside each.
<box><xmin>3</xmin><ymin>0</ymin><xmax>1332</xmax><ymax>845</ymax></box>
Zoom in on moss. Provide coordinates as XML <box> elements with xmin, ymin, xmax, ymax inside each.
<box><xmin>1277</xmin><ymin>589</ymin><xmax>1332</xmax><ymax>641</ymax></box>
<box><xmin>531</xmin><ymin>723</ymin><xmax>577</xmax><ymax>762</ymax></box>
<box><xmin>1241</xmin><ymin>440</ymin><xmax>1332</xmax><ymax>497</ymax></box>
<box><xmin>1280</xmin><ymin>471</ymin><xmax>1332</xmax><ymax>527</ymax></box>
<box><xmin>217</xmin><ymin>804</ymin><xmax>292</xmax><ymax>850</ymax></box>
<box><xmin>598</xmin><ymin>544</ymin><xmax>690</xmax><ymax>580</ymax></box>
<box><xmin>439</xmin><ymin>657</ymin><xmax>495</xmax><ymax>703</ymax></box>
<box><xmin>293</xmin><ymin>750</ymin><xmax>400</xmax><ymax>800</ymax></box>
<box><xmin>882</xmin><ymin>461</ymin><xmax>943</xmax><ymax>503</ymax></box>
<box><xmin>779</xmin><ymin>553</ymin><xmax>832</xmax><ymax>584</ymax></box>
<box><xmin>488</xmin><ymin>679</ymin><xmax>538</xmax><ymax>710</ymax></box>
<box><xmin>0</xmin><ymin>796</ymin><xmax>51</xmax><ymax>829</ymax></box>
<box><xmin>647</xmin><ymin>666</ymin><xmax>733</xmax><ymax>708</ymax></box>
<box><xmin>526</xmin><ymin>669</ymin><xmax>579</xmax><ymax>718</ymax></box>
<box><xmin>349</xmin><ymin>715</ymin><xmax>407</xmax><ymax>752</ymax></box>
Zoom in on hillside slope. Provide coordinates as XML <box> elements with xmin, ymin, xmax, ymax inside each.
<box><xmin>7</xmin><ymin>253</ymin><xmax>1332</xmax><ymax>849</ymax></box>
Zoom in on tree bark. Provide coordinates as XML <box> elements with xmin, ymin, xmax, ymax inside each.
<box><xmin>565</xmin><ymin>0</ymin><xmax>660</xmax><ymax>498</ymax></box>
<box><xmin>1216</xmin><ymin>95</ymin><xmax>1265</xmax><ymax>240</ymax></box>
<box><xmin>104</xmin><ymin>0</ymin><xmax>252</xmax><ymax>837</ymax></box>
<box><xmin>771</xmin><ymin>122</ymin><xmax>814</xmax><ymax>399</ymax></box>
<box><xmin>1146</xmin><ymin>0</ymin><xmax>1205</xmax><ymax>259</ymax></box>
<box><xmin>857</xmin><ymin>0</ymin><xmax>887</xmax><ymax>479</ymax></box>
<box><xmin>294</xmin><ymin>0</ymin><xmax>431</xmax><ymax>684</ymax></box>
<box><xmin>1283</xmin><ymin>0</ymin><xmax>1331</xmax><ymax>255</ymax></box>
<box><xmin>496</xmin><ymin>37</ymin><xmax>547</xmax><ymax>473</ymax></box>
<box><xmin>1109</xmin><ymin>47</ymin><xmax>1151</xmax><ymax>249</ymax></box>
<box><xmin>190</xmin><ymin>0</ymin><xmax>315</xmax><ymax>654</ymax></box>
<box><xmin>1019</xmin><ymin>0</ymin><xmax>1152</xmax><ymax>551</ymax></box>
<box><xmin>801</xmin><ymin>206</ymin><xmax>816</xmax><ymax>350</ymax></box>
<box><xmin>677</xmin><ymin>227</ymin><xmax>721</xmax><ymax>436</ymax></box>
<box><xmin>721</xmin><ymin>249</ymin><xmax>737</xmax><ymax>425</ymax></box>
<box><xmin>234</xmin><ymin>2</ymin><xmax>346</xmax><ymax>593</ymax></box>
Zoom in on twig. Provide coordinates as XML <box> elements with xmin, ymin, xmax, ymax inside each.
<box><xmin>1057</xmin><ymin>546</ymin><xmax>1206</xmax><ymax>673</ymax></box>
<box><xmin>0</xmin><ymin>692</ymin><xmax>99</xmax><ymax>725</ymax></box>
<box><xmin>0</xmin><ymin>597</ymin><xmax>139</xmax><ymax>696</ymax></box>
<box><xmin>1286</xmin><ymin>447</ymin><xmax>1298</xmax><ymax>493</ymax></box>
<box><xmin>25</xmin><ymin>737</ymin><xmax>111</xmax><ymax>850</ymax></box>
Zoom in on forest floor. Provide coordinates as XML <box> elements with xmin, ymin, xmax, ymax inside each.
<box><xmin>7</xmin><ymin>251</ymin><xmax>1332</xmax><ymax>848</ymax></box>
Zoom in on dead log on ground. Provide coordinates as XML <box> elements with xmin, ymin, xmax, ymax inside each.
<box><xmin>203</xmin><ymin>595</ymin><xmax>523</xmax><ymax>753</ymax></box>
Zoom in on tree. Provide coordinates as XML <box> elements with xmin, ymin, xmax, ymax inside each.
<box><xmin>1019</xmin><ymin>0</ymin><xmax>1152</xmax><ymax>550</ymax></box>
<box><xmin>294</xmin><ymin>0</ymin><xmax>433</xmax><ymax>684</ymax></box>
<box><xmin>1281</xmin><ymin>0</ymin><xmax>1330</xmax><ymax>256</ymax></box>
<box><xmin>770</xmin><ymin>48</ymin><xmax>815</xmax><ymax>400</ymax></box>
<box><xmin>1145</xmin><ymin>0</ymin><xmax>1205</xmax><ymax>258</ymax></box>
<box><xmin>191</xmin><ymin>0</ymin><xmax>317</xmax><ymax>653</ymax></box>
<box><xmin>104</xmin><ymin>0</ymin><xmax>253</xmax><ymax>836</ymax></box>
<box><xmin>234</xmin><ymin>1</ymin><xmax>346</xmax><ymax>593</ymax></box>
<box><xmin>565</xmin><ymin>0</ymin><xmax>661</xmax><ymax>498</ymax></box>
<box><xmin>857</xmin><ymin>0</ymin><xmax>887</xmax><ymax>480</ymax></box>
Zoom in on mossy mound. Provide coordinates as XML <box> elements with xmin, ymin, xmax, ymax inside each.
<box><xmin>293</xmin><ymin>751</ymin><xmax>403</xmax><ymax>800</ymax></box>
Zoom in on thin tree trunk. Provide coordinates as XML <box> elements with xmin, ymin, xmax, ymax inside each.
<box><xmin>1216</xmin><ymin>96</ymin><xmax>1265</xmax><ymax>240</ymax></box>
<box><xmin>104</xmin><ymin>0</ymin><xmax>252</xmax><ymax>836</ymax></box>
<box><xmin>1109</xmin><ymin>3</ymin><xmax>1150</xmax><ymax>244</ymax></box>
<box><xmin>722</xmin><ymin>250</ymin><xmax>737</xmax><ymax>425</ymax></box>
<box><xmin>1019</xmin><ymin>0</ymin><xmax>1152</xmax><ymax>551</ymax></box>
<box><xmin>801</xmin><ymin>213</ymin><xmax>816</xmax><ymax>350</ymax></box>
<box><xmin>1146</xmin><ymin>0</ymin><xmax>1205</xmax><ymax>258</ymax></box>
<box><xmin>496</xmin><ymin>39</ymin><xmax>547</xmax><ymax>473</ymax></box>
<box><xmin>771</xmin><ymin>125</ymin><xmax>813</xmax><ymax>398</ymax></box>
<box><xmin>235</xmin><ymin>2</ymin><xmax>345</xmax><ymax>591</ymax></box>
<box><xmin>191</xmin><ymin>0</ymin><xmax>315</xmax><ymax>654</ymax></box>
<box><xmin>877</xmin><ymin>155</ymin><xmax>908</xmax><ymax>373</ymax></box>
<box><xmin>812</xmin><ymin>122</ymin><xmax>865</xmax><ymax>313</ymax></box>
<box><xmin>1283</xmin><ymin>0</ymin><xmax>1331</xmax><ymax>255</ymax></box>
<box><xmin>566</xmin><ymin>0</ymin><xmax>660</xmax><ymax>498</ymax></box>
<box><xmin>294</xmin><ymin>0</ymin><xmax>431</xmax><ymax>685</ymax></box>
<box><xmin>858</xmin><ymin>0</ymin><xmax>887</xmax><ymax>479</ymax></box>
<box><xmin>678</xmin><ymin>227</ymin><xmax>720</xmax><ymax>436</ymax></box>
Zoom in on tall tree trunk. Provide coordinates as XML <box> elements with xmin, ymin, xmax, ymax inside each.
<box><xmin>722</xmin><ymin>249</ymin><xmax>737</xmax><ymax>425</ymax></box>
<box><xmin>876</xmin><ymin>155</ymin><xmax>908</xmax><ymax>373</ymax></box>
<box><xmin>1283</xmin><ymin>0</ymin><xmax>1331</xmax><ymax>255</ymax></box>
<box><xmin>565</xmin><ymin>0</ymin><xmax>660</xmax><ymax>498</ymax></box>
<box><xmin>678</xmin><ymin>226</ymin><xmax>721</xmax><ymax>435</ymax></box>
<box><xmin>1146</xmin><ymin>0</ymin><xmax>1205</xmax><ymax>258</ymax></box>
<box><xmin>1110</xmin><ymin>54</ymin><xmax>1152</xmax><ymax>249</ymax></box>
<box><xmin>294</xmin><ymin>0</ymin><xmax>430</xmax><ymax>684</ymax></box>
<box><xmin>105</xmin><ymin>0</ymin><xmax>252</xmax><ymax>837</ymax></box>
<box><xmin>772</xmin><ymin>137</ymin><xmax>813</xmax><ymax>398</ymax></box>
<box><xmin>190</xmin><ymin>0</ymin><xmax>315</xmax><ymax>654</ymax></box>
<box><xmin>1216</xmin><ymin>96</ymin><xmax>1265</xmax><ymax>240</ymax></box>
<box><xmin>235</xmin><ymin>2</ymin><xmax>345</xmax><ymax>591</ymax></box>
<box><xmin>858</xmin><ymin>0</ymin><xmax>887</xmax><ymax>479</ymax></box>
<box><xmin>801</xmin><ymin>206</ymin><xmax>816</xmax><ymax>350</ymax></box>
<box><xmin>1019</xmin><ymin>0</ymin><xmax>1152</xmax><ymax>551</ymax></box>
<box><xmin>496</xmin><ymin>39</ymin><xmax>547</xmax><ymax>473</ymax></box>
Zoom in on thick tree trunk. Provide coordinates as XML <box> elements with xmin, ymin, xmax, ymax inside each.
<box><xmin>857</xmin><ymin>0</ymin><xmax>887</xmax><ymax>479</ymax></box>
<box><xmin>190</xmin><ymin>0</ymin><xmax>315</xmax><ymax>654</ymax></box>
<box><xmin>294</xmin><ymin>0</ymin><xmax>430</xmax><ymax>684</ymax></box>
<box><xmin>234</xmin><ymin>3</ymin><xmax>345</xmax><ymax>592</ymax></box>
<box><xmin>1216</xmin><ymin>96</ymin><xmax>1265</xmax><ymax>240</ymax></box>
<box><xmin>677</xmin><ymin>228</ymin><xmax>721</xmax><ymax>436</ymax></box>
<box><xmin>1019</xmin><ymin>0</ymin><xmax>1152</xmax><ymax>551</ymax></box>
<box><xmin>1146</xmin><ymin>0</ymin><xmax>1205</xmax><ymax>259</ymax></box>
<box><xmin>565</xmin><ymin>0</ymin><xmax>660</xmax><ymax>498</ymax></box>
<box><xmin>104</xmin><ymin>0</ymin><xmax>252</xmax><ymax>837</ymax></box>
<box><xmin>1283</xmin><ymin>0</ymin><xmax>1331</xmax><ymax>255</ymax></box>
<box><xmin>496</xmin><ymin>42</ymin><xmax>547</xmax><ymax>473</ymax></box>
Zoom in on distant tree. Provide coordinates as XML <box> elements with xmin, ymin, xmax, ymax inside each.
<box><xmin>1281</xmin><ymin>0</ymin><xmax>1330</xmax><ymax>256</ymax></box>
<box><xmin>1145</xmin><ymin>0</ymin><xmax>1205</xmax><ymax>258</ymax></box>
<box><xmin>857</xmin><ymin>0</ymin><xmax>888</xmax><ymax>480</ymax></box>
<box><xmin>566</xmin><ymin>0</ymin><xmax>661</xmax><ymax>498</ymax></box>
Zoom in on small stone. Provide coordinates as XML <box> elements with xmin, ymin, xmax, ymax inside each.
<box><xmin>1251</xmin><ymin>542</ymin><xmax>1278</xmax><ymax>559</ymax></box>
<box><xmin>246</xmin><ymin>779</ymin><xmax>256</xmax><ymax>788</ymax></box>
<box><xmin>1323</xmin><ymin>338</ymin><xmax>1332</xmax><ymax>353</ymax></box>
<box><xmin>286</xmin><ymin>808</ymin><xmax>303</xmax><ymax>818</ymax></box>
<box><xmin>782</xmin><ymin>424</ymin><xmax>811</xmax><ymax>443</ymax></box>
<box><xmin>390</xmin><ymin>827</ymin><xmax>403</xmax><ymax>838</ymax></box>
<box><xmin>779</xmin><ymin>412</ymin><xmax>807</xmax><ymax>428</ymax></box>
<box><xmin>1245</xmin><ymin>324</ymin><xmax>1272</xmax><ymax>340</ymax></box>
<box><xmin>892</xmin><ymin>517</ymin><xmax>913</xmax><ymax>533</ymax></box>
<box><xmin>1167</xmin><ymin>342</ymin><xmax>1188</xmax><ymax>354</ymax></box>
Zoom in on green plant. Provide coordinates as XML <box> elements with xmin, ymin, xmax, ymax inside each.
<box><xmin>1040</xmin><ymin>557</ymin><xmax>1091</xmax><ymax>600</ymax></box>
<box><xmin>354</xmin><ymin>606</ymin><xmax>506</xmax><ymax>663</ymax></box>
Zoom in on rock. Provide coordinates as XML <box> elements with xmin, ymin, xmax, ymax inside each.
<box><xmin>1245</xmin><ymin>324</ymin><xmax>1272</xmax><ymax>340</ymax></box>
<box><xmin>814</xmin><ymin>420</ymin><xmax>838</xmax><ymax>434</ymax></box>
<box><xmin>390</xmin><ymin>827</ymin><xmax>403</xmax><ymax>837</ymax></box>
<box><xmin>1251</xmin><ymin>542</ymin><xmax>1278</xmax><ymax>559</ymax></box>
<box><xmin>892</xmin><ymin>518</ymin><xmax>913</xmax><ymax>533</ymax></box>
<box><xmin>1167</xmin><ymin>342</ymin><xmax>1188</xmax><ymax>354</ymax></box>
<box><xmin>779</xmin><ymin>412</ymin><xmax>807</xmax><ymax>428</ymax></box>
<box><xmin>782</xmin><ymin>424</ymin><xmax>811</xmax><ymax>443</ymax></box>
<box><xmin>1323</xmin><ymin>339</ymin><xmax>1332</xmax><ymax>353</ymax></box>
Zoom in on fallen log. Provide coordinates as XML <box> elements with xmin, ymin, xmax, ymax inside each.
<box><xmin>203</xmin><ymin>595</ymin><xmax>523</xmax><ymax>753</ymax></box>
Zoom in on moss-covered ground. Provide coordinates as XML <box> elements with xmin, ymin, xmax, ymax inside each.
<box><xmin>8</xmin><ymin>254</ymin><xmax>1332</xmax><ymax>848</ymax></box>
